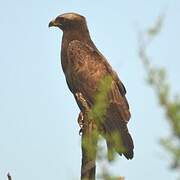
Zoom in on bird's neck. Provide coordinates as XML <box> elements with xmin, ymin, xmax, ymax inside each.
<box><xmin>61</xmin><ymin>28</ymin><xmax>95</xmax><ymax>69</ymax></box>
<box><xmin>61</xmin><ymin>26</ymin><xmax>97</xmax><ymax>73</ymax></box>
<box><xmin>62</xmin><ymin>28</ymin><xmax>93</xmax><ymax>46</ymax></box>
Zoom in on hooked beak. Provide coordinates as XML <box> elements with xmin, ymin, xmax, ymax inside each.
<box><xmin>48</xmin><ymin>19</ymin><xmax>59</xmax><ymax>28</ymax></box>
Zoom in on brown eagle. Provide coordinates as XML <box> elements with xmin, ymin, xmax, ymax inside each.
<box><xmin>49</xmin><ymin>12</ymin><xmax>134</xmax><ymax>159</ymax></box>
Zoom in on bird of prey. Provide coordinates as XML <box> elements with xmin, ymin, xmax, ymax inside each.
<box><xmin>49</xmin><ymin>12</ymin><xmax>134</xmax><ymax>159</ymax></box>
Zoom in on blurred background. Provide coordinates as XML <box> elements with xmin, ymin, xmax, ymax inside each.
<box><xmin>0</xmin><ymin>0</ymin><xmax>179</xmax><ymax>179</ymax></box>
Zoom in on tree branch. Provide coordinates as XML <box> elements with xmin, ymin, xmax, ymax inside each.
<box><xmin>81</xmin><ymin>120</ymin><xmax>98</xmax><ymax>180</ymax></box>
<box><xmin>76</xmin><ymin>92</ymin><xmax>98</xmax><ymax>180</ymax></box>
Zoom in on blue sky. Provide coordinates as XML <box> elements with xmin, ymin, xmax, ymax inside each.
<box><xmin>0</xmin><ymin>0</ymin><xmax>179</xmax><ymax>179</ymax></box>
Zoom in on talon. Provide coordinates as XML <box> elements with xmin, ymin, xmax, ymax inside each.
<box><xmin>78</xmin><ymin>112</ymin><xmax>84</xmax><ymax>135</ymax></box>
<box><xmin>79</xmin><ymin>128</ymin><xmax>83</xmax><ymax>135</ymax></box>
<box><xmin>76</xmin><ymin>92</ymin><xmax>94</xmax><ymax>135</ymax></box>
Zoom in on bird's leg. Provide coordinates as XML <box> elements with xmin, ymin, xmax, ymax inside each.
<box><xmin>75</xmin><ymin>92</ymin><xmax>90</xmax><ymax>112</ymax></box>
<box><xmin>78</xmin><ymin>112</ymin><xmax>84</xmax><ymax>135</ymax></box>
<box><xmin>75</xmin><ymin>92</ymin><xmax>91</xmax><ymax>134</ymax></box>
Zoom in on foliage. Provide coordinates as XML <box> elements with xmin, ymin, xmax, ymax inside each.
<box><xmin>80</xmin><ymin>74</ymin><xmax>125</xmax><ymax>180</ymax></box>
<box><xmin>89</xmin><ymin>75</ymin><xmax>113</xmax><ymax>125</ymax></box>
<box><xmin>138</xmin><ymin>15</ymin><xmax>180</xmax><ymax>171</ymax></box>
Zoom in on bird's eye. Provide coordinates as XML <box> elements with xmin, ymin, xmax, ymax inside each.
<box><xmin>60</xmin><ymin>17</ymin><xmax>66</xmax><ymax>23</ymax></box>
<box><xmin>55</xmin><ymin>17</ymin><xmax>65</xmax><ymax>24</ymax></box>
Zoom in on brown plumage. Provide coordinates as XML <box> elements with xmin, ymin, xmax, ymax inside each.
<box><xmin>49</xmin><ymin>12</ymin><xmax>134</xmax><ymax>159</ymax></box>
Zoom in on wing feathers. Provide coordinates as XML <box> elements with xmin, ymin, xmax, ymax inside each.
<box><xmin>67</xmin><ymin>40</ymin><xmax>134</xmax><ymax>159</ymax></box>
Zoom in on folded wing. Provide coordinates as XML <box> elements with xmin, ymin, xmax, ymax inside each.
<box><xmin>67</xmin><ymin>40</ymin><xmax>134</xmax><ymax>159</ymax></box>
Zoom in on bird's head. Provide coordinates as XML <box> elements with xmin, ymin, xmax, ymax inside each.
<box><xmin>48</xmin><ymin>12</ymin><xmax>86</xmax><ymax>31</ymax></box>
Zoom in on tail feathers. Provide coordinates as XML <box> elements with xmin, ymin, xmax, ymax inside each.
<box><xmin>118</xmin><ymin>129</ymin><xmax>134</xmax><ymax>160</ymax></box>
<box><xmin>106</xmin><ymin>127</ymin><xmax>134</xmax><ymax>160</ymax></box>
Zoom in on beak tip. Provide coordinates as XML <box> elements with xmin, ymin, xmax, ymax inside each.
<box><xmin>48</xmin><ymin>19</ymin><xmax>59</xmax><ymax>28</ymax></box>
<box><xmin>48</xmin><ymin>21</ymin><xmax>53</xmax><ymax>28</ymax></box>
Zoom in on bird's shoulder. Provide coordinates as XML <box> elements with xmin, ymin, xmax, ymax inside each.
<box><xmin>67</xmin><ymin>40</ymin><xmax>106</xmax><ymax>73</ymax></box>
<box><xmin>67</xmin><ymin>40</ymin><xmax>94</xmax><ymax>52</ymax></box>
<box><xmin>67</xmin><ymin>40</ymin><xmax>97</xmax><ymax>62</ymax></box>
<box><xmin>67</xmin><ymin>40</ymin><xmax>127</xmax><ymax>96</ymax></box>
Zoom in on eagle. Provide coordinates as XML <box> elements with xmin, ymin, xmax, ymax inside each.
<box><xmin>49</xmin><ymin>12</ymin><xmax>134</xmax><ymax>160</ymax></box>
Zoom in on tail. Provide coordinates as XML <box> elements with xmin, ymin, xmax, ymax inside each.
<box><xmin>120</xmin><ymin>128</ymin><xmax>134</xmax><ymax>159</ymax></box>
<box><xmin>106</xmin><ymin>125</ymin><xmax>134</xmax><ymax>160</ymax></box>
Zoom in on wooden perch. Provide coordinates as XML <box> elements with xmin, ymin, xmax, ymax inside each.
<box><xmin>76</xmin><ymin>93</ymin><xmax>98</xmax><ymax>180</ymax></box>
<box><xmin>81</xmin><ymin>119</ymin><xmax>98</xmax><ymax>180</ymax></box>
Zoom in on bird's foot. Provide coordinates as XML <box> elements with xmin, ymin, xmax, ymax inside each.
<box><xmin>78</xmin><ymin>111</ymin><xmax>98</xmax><ymax>135</ymax></box>
<box><xmin>75</xmin><ymin>92</ymin><xmax>97</xmax><ymax>135</ymax></box>
<box><xmin>75</xmin><ymin>92</ymin><xmax>91</xmax><ymax>135</ymax></box>
<box><xmin>77</xmin><ymin>111</ymin><xmax>91</xmax><ymax>135</ymax></box>
<box><xmin>78</xmin><ymin>112</ymin><xmax>84</xmax><ymax>135</ymax></box>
